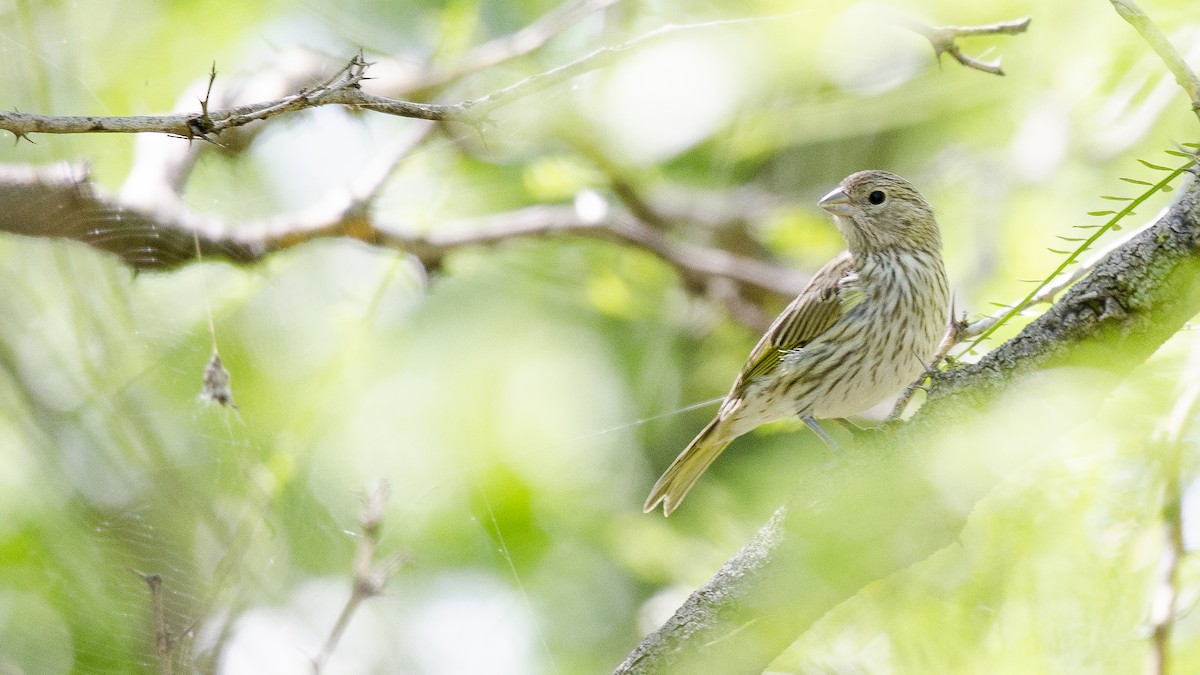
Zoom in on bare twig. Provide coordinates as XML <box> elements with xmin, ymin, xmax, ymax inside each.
<box><xmin>409</xmin><ymin>0</ymin><xmax>623</xmax><ymax>92</ymax></box>
<box><xmin>1147</xmin><ymin>357</ymin><xmax>1200</xmax><ymax>675</ymax></box>
<box><xmin>901</xmin><ymin>17</ymin><xmax>1031</xmax><ymax>76</ymax></box>
<box><xmin>1110</xmin><ymin>0</ymin><xmax>1200</xmax><ymax>123</ymax></box>
<box><xmin>312</xmin><ymin>481</ymin><xmax>405</xmax><ymax>674</ymax></box>
<box><xmin>131</xmin><ymin>570</ymin><xmax>174</xmax><ymax>675</ymax></box>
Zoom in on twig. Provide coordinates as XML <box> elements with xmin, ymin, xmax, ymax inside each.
<box><xmin>1147</xmin><ymin>358</ymin><xmax>1200</xmax><ymax>675</ymax></box>
<box><xmin>312</xmin><ymin>481</ymin><xmax>405</xmax><ymax>674</ymax></box>
<box><xmin>131</xmin><ymin>570</ymin><xmax>174</xmax><ymax>675</ymax></box>
<box><xmin>409</xmin><ymin>0</ymin><xmax>623</xmax><ymax>92</ymax></box>
<box><xmin>901</xmin><ymin>17</ymin><xmax>1031</xmax><ymax>76</ymax></box>
<box><xmin>1110</xmin><ymin>0</ymin><xmax>1200</xmax><ymax>123</ymax></box>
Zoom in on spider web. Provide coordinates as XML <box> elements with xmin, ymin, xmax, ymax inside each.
<box><xmin>8</xmin><ymin>6</ymin><xmax>650</xmax><ymax>675</ymax></box>
<box><xmin>0</xmin><ymin>75</ymin><xmax>693</xmax><ymax>675</ymax></box>
<box><xmin>7</xmin><ymin>131</ymin><xmax>702</xmax><ymax>675</ymax></box>
<box><xmin>0</xmin><ymin>3</ymin><xmax>807</xmax><ymax>672</ymax></box>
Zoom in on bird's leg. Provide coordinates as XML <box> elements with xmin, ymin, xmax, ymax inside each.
<box><xmin>802</xmin><ymin>416</ymin><xmax>842</xmax><ymax>451</ymax></box>
<box><xmin>832</xmin><ymin>417</ymin><xmax>864</xmax><ymax>431</ymax></box>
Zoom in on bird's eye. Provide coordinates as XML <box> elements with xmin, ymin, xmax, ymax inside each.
<box><xmin>868</xmin><ymin>190</ymin><xmax>886</xmax><ymax>205</ymax></box>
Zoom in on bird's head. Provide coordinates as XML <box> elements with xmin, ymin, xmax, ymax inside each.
<box><xmin>819</xmin><ymin>170</ymin><xmax>942</xmax><ymax>255</ymax></box>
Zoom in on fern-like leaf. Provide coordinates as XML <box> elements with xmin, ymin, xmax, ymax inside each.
<box><xmin>963</xmin><ymin>151</ymin><xmax>1196</xmax><ymax>353</ymax></box>
<box><xmin>1138</xmin><ymin>159</ymin><xmax>1174</xmax><ymax>171</ymax></box>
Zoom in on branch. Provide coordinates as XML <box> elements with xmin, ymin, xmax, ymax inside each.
<box><xmin>1146</xmin><ymin>357</ymin><xmax>1200</xmax><ymax>674</ymax></box>
<box><xmin>901</xmin><ymin>17</ymin><xmax>1031</xmax><ymax>76</ymax></box>
<box><xmin>0</xmin><ymin>164</ymin><xmax>806</xmax><ymax>304</ymax></box>
<box><xmin>1110</xmin><ymin>0</ymin><xmax>1200</xmax><ymax>122</ymax></box>
<box><xmin>0</xmin><ymin>54</ymin><xmax>465</xmax><ymax>140</ymax></box>
<box><xmin>132</xmin><ymin>570</ymin><xmax>176</xmax><ymax>675</ymax></box>
<box><xmin>118</xmin><ymin>1</ymin><xmax>621</xmax><ymax>206</ymax></box>
<box><xmin>312</xmin><ymin>481</ymin><xmax>404</xmax><ymax>674</ymax></box>
<box><xmin>0</xmin><ymin>15</ymin><xmax>780</xmax><ymax>141</ymax></box>
<box><xmin>406</xmin><ymin>0</ymin><xmax>624</xmax><ymax>92</ymax></box>
<box><xmin>616</xmin><ymin>176</ymin><xmax>1200</xmax><ymax>673</ymax></box>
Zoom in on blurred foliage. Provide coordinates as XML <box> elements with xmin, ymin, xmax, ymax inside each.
<box><xmin>1</xmin><ymin>0</ymin><xmax>1200</xmax><ymax>673</ymax></box>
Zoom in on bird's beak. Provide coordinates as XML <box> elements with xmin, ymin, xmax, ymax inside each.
<box><xmin>818</xmin><ymin>187</ymin><xmax>854</xmax><ymax>216</ymax></box>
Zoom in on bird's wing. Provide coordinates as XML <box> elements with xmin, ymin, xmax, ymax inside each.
<box><xmin>729</xmin><ymin>251</ymin><xmax>863</xmax><ymax>393</ymax></box>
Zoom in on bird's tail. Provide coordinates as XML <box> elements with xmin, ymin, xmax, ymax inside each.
<box><xmin>643</xmin><ymin>417</ymin><xmax>734</xmax><ymax>517</ymax></box>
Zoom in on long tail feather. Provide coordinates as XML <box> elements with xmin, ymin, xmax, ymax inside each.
<box><xmin>643</xmin><ymin>418</ymin><xmax>733</xmax><ymax>516</ymax></box>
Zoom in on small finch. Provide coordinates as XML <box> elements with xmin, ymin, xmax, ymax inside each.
<box><xmin>644</xmin><ymin>170</ymin><xmax>950</xmax><ymax>516</ymax></box>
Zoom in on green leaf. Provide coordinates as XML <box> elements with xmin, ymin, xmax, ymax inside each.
<box><xmin>1087</xmin><ymin>210</ymin><xmax>1117</xmax><ymax>216</ymax></box>
<box><xmin>1138</xmin><ymin>159</ymin><xmax>1173</xmax><ymax>171</ymax></box>
<box><xmin>1057</xmin><ymin>236</ymin><xmax>1086</xmax><ymax>242</ymax></box>
<box><xmin>1100</xmin><ymin>195</ymin><xmax>1134</xmax><ymax>201</ymax></box>
<box><xmin>1164</xmin><ymin>149</ymin><xmax>1195</xmax><ymax>158</ymax></box>
<box><xmin>1047</xmin><ymin>248</ymin><xmax>1072</xmax><ymax>254</ymax></box>
<box><xmin>1183</xmin><ymin>142</ymin><xmax>1200</xmax><ymax>148</ymax></box>
<box><xmin>1119</xmin><ymin>177</ymin><xmax>1154</xmax><ymax>186</ymax></box>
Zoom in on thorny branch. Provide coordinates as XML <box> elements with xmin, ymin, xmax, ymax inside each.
<box><xmin>312</xmin><ymin>481</ymin><xmax>405</xmax><ymax>674</ymax></box>
<box><xmin>0</xmin><ymin>16</ymin><xmax>730</xmax><ymax>140</ymax></box>
<box><xmin>901</xmin><ymin>16</ymin><xmax>1031</xmax><ymax>76</ymax></box>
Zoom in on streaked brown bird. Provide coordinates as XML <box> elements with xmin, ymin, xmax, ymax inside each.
<box><xmin>644</xmin><ymin>170</ymin><xmax>950</xmax><ymax>516</ymax></box>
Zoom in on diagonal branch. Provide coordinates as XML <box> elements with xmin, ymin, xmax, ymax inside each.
<box><xmin>1110</xmin><ymin>0</ymin><xmax>1200</xmax><ymax>122</ymax></box>
<box><xmin>615</xmin><ymin>176</ymin><xmax>1200</xmax><ymax>673</ymax></box>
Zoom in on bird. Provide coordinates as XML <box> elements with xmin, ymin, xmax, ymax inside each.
<box><xmin>644</xmin><ymin>170</ymin><xmax>950</xmax><ymax>516</ymax></box>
